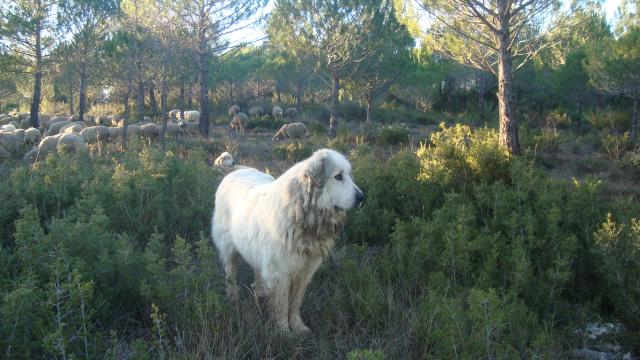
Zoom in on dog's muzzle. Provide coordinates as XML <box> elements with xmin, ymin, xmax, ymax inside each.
<box><xmin>354</xmin><ymin>189</ymin><xmax>364</xmax><ymax>207</ymax></box>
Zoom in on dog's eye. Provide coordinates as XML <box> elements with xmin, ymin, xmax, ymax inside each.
<box><xmin>334</xmin><ymin>174</ymin><xmax>343</xmax><ymax>181</ymax></box>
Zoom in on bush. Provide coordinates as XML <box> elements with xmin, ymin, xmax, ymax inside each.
<box><xmin>416</xmin><ymin>123</ymin><xmax>511</xmax><ymax>188</ymax></box>
<box><xmin>272</xmin><ymin>141</ymin><xmax>313</xmax><ymax>163</ymax></box>
<box><xmin>585</xmin><ymin>108</ymin><xmax>632</xmax><ymax>131</ymax></box>
<box><xmin>620</xmin><ymin>151</ymin><xmax>640</xmax><ymax>180</ymax></box>
<box><xmin>376</xmin><ymin>124</ymin><xmax>411</xmax><ymax>145</ymax></box>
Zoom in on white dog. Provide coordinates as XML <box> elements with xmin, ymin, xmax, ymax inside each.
<box><xmin>211</xmin><ymin>148</ymin><xmax>363</xmax><ymax>333</ymax></box>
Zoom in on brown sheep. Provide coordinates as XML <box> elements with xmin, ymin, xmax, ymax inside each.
<box><xmin>272</xmin><ymin>122</ymin><xmax>309</xmax><ymax>142</ymax></box>
<box><xmin>230</xmin><ymin>112</ymin><xmax>248</xmax><ymax>135</ymax></box>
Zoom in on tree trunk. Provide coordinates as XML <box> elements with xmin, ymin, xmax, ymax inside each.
<box><xmin>179</xmin><ymin>80</ymin><xmax>185</xmax><ymax>121</ymax></box>
<box><xmin>29</xmin><ymin>13</ymin><xmax>43</xmax><ymax>129</ymax></box>
<box><xmin>188</xmin><ymin>82</ymin><xmax>192</xmax><ymax>109</ymax></box>
<box><xmin>632</xmin><ymin>97</ymin><xmax>638</xmax><ymax>139</ymax></box>
<box><xmin>79</xmin><ymin>64</ymin><xmax>87</xmax><ymax>124</ymax></box>
<box><xmin>149</xmin><ymin>83</ymin><xmax>158</xmax><ymax>117</ymax></box>
<box><xmin>228</xmin><ymin>80</ymin><xmax>234</xmax><ymax>104</ymax></box>
<box><xmin>160</xmin><ymin>71</ymin><xmax>168</xmax><ymax>151</ymax></box>
<box><xmin>365</xmin><ymin>95</ymin><xmax>372</xmax><ymax>123</ymax></box>
<box><xmin>198</xmin><ymin>25</ymin><xmax>209</xmax><ymax>138</ymax></box>
<box><xmin>122</xmin><ymin>83</ymin><xmax>131</xmax><ymax>149</ymax></box>
<box><xmin>496</xmin><ymin>8</ymin><xmax>519</xmax><ymax>155</ymax></box>
<box><xmin>137</xmin><ymin>80</ymin><xmax>144</xmax><ymax>122</ymax></box>
<box><xmin>69</xmin><ymin>82</ymin><xmax>74</xmax><ymax>115</ymax></box>
<box><xmin>328</xmin><ymin>74</ymin><xmax>340</xmax><ymax>137</ymax></box>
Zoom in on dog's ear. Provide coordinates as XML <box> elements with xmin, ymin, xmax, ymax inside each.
<box><xmin>306</xmin><ymin>152</ymin><xmax>326</xmax><ymax>188</ymax></box>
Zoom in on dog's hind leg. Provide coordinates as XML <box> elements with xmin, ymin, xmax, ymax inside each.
<box><xmin>288</xmin><ymin>256</ymin><xmax>323</xmax><ymax>334</ymax></box>
<box><xmin>219</xmin><ymin>246</ymin><xmax>240</xmax><ymax>300</ymax></box>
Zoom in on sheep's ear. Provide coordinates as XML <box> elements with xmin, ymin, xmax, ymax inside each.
<box><xmin>306</xmin><ymin>153</ymin><xmax>326</xmax><ymax>188</ymax></box>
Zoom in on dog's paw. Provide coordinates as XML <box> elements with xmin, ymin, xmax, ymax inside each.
<box><xmin>251</xmin><ymin>281</ymin><xmax>268</xmax><ymax>297</ymax></box>
<box><xmin>226</xmin><ymin>284</ymin><xmax>239</xmax><ymax>300</ymax></box>
<box><xmin>289</xmin><ymin>321</ymin><xmax>311</xmax><ymax>335</ymax></box>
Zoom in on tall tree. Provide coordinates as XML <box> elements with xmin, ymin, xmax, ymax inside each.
<box><xmin>174</xmin><ymin>0</ymin><xmax>265</xmax><ymax>137</ymax></box>
<box><xmin>348</xmin><ymin>12</ymin><xmax>413</xmax><ymax>123</ymax></box>
<box><xmin>1</xmin><ymin>0</ymin><xmax>61</xmax><ymax>128</ymax></box>
<box><xmin>415</xmin><ymin>0</ymin><xmax>567</xmax><ymax>154</ymax></box>
<box><xmin>269</xmin><ymin>0</ymin><xmax>402</xmax><ymax>136</ymax></box>
<box><xmin>584</xmin><ymin>27</ymin><xmax>640</xmax><ymax>138</ymax></box>
<box><xmin>60</xmin><ymin>0</ymin><xmax>118</xmax><ymax>123</ymax></box>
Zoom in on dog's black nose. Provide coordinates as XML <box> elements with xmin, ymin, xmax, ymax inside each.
<box><xmin>355</xmin><ymin>190</ymin><xmax>364</xmax><ymax>204</ymax></box>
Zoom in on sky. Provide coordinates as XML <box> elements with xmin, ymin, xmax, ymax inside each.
<box><xmin>225</xmin><ymin>0</ymin><xmax>626</xmax><ymax>47</ymax></box>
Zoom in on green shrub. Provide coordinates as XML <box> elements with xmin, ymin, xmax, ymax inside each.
<box><xmin>272</xmin><ymin>141</ymin><xmax>313</xmax><ymax>162</ymax></box>
<box><xmin>620</xmin><ymin>151</ymin><xmax>640</xmax><ymax>180</ymax></box>
<box><xmin>376</xmin><ymin>124</ymin><xmax>411</xmax><ymax>145</ymax></box>
<box><xmin>246</xmin><ymin>116</ymin><xmax>286</xmax><ymax>130</ymax></box>
<box><xmin>416</xmin><ymin>123</ymin><xmax>511</xmax><ymax>188</ymax></box>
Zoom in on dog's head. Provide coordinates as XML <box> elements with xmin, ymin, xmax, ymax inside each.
<box><xmin>302</xmin><ymin>148</ymin><xmax>363</xmax><ymax>211</ymax></box>
<box><xmin>214</xmin><ymin>151</ymin><xmax>235</xmax><ymax>169</ymax></box>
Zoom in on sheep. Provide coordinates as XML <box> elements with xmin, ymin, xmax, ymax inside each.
<box><xmin>272</xmin><ymin>106</ymin><xmax>284</xmax><ymax>119</ymax></box>
<box><xmin>0</xmin><ymin>145</ymin><xmax>9</xmax><ymax>160</ymax></box>
<box><xmin>178</xmin><ymin>121</ymin><xmax>199</xmax><ymax>136</ymax></box>
<box><xmin>125</xmin><ymin>124</ymin><xmax>141</xmax><ymax>139</ymax></box>
<box><xmin>140</xmin><ymin>123</ymin><xmax>159</xmax><ymax>144</ymax></box>
<box><xmin>0</xmin><ymin>116</ymin><xmax>18</xmax><ymax>126</ymax></box>
<box><xmin>230</xmin><ymin>112</ymin><xmax>248</xmax><ymax>135</ymax></box>
<box><xmin>60</xmin><ymin>122</ymin><xmax>85</xmax><ymax>134</ymax></box>
<box><xmin>285</xmin><ymin>107</ymin><xmax>298</xmax><ymax>120</ymax></box>
<box><xmin>22</xmin><ymin>133</ymin><xmax>86</xmax><ymax>161</ymax></box>
<box><xmin>96</xmin><ymin>115</ymin><xmax>110</xmax><ymax>126</ymax></box>
<box><xmin>1</xmin><ymin>124</ymin><xmax>17</xmax><ymax>132</ymax></box>
<box><xmin>45</xmin><ymin>120</ymin><xmax>71</xmax><ymax>136</ymax></box>
<box><xmin>169</xmin><ymin>109</ymin><xmax>181</xmax><ymax>120</ymax></box>
<box><xmin>107</xmin><ymin>127</ymin><xmax>122</xmax><ymax>142</ymax></box>
<box><xmin>80</xmin><ymin>126</ymin><xmax>110</xmax><ymax>144</ymax></box>
<box><xmin>184</xmin><ymin>110</ymin><xmax>200</xmax><ymax>122</ymax></box>
<box><xmin>39</xmin><ymin>113</ymin><xmax>51</xmax><ymax>124</ymax></box>
<box><xmin>272</xmin><ymin>122</ymin><xmax>309</xmax><ymax>142</ymax></box>
<box><xmin>57</xmin><ymin>133</ymin><xmax>87</xmax><ymax>153</ymax></box>
<box><xmin>0</xmin><ymin>132</ymin><xmax>20</xmax><ymax>152</ymax></box>
<box><xmin>13</xmin><ymin>129</ymin><xmax>26</xmax><ymax>144</ymax></box>
<box><xmin>24</xmin><ymin>127</ymin><xmax>41</xmax><ymax>145</ymax></box>
<box><xmin>68</xmin><ymin>114</ymin><xmax>80</xmax><ymax>122</ymax></box>
<box><xmin>19</xmin><ymin>117</ymin><xmax>31</xmax><ymax>129</ymax></box>
<box><xmin>228</xmin><ymin>105</ymin><xmax>240</xmax><ymax>118</ymax></box>
<box><xmin>164</xmin><ymin>122</ymin><xmax>183</xmax><ymax>138</ymax></box>
<box><xmin>249</xmin><ymin>106</ymin><xmax>263</xmax><ymax>118</ymax></box>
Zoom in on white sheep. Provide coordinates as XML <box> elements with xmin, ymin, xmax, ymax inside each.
<box><xmin>79</xmin><ymin>126</ymin><xmax>110</xmax><ymax>144</ymax></box>
<box><xmin>272</xmin><ymin>106</ymin><xmax>284</xmax><ymax>119</ymax></box>
<box><xmin>23</xmin><ymin>133</ymin><xmax>86</xmax><ymax>161</ymax></box>
<box><xmin>230</xmin><ymin>112</ymin><xmax>248</xmax><ymax>135</ymax></box>
<box><xmin>183</xmin><ymin>110</ymin><xmax>200</xmax><ymax>122</ymax></box>
<box><xmin>285</xmin><ymin>107</ymin><xmax>298</xmax><ymax>120</ymax></box>
<box><xmin>0</xmin><ymin>132</ymin><xmax>20</xmax><ymax>152</ymax></box>
<box><xmin>13</xmin><ymin>129</ymin><xmax>26</xmax><ymax>144</ymax></box>
<box><xmin>140</xmin><ymin>123</ymin><xmax>159</xmax><ymax>144</ymax></box>
<box><xmin>24</xmin><ymin>127</ymin><xmax>41</xmax><ymax>145</ymax></box>
<box><xmin>228</xmin><ymin>105</ymin><xmax>240</xmax><ymax>117</ymax></box>
<box><xmin>272</xmin><ymin>122</ymin><xmax>309</xmax><ymax>142</ymax></box>
<box><xmin>45</xmin><ymin>120</ymin><xmax>71</xmax><ymax>136</ymax></box>
<box><xmin>0</xmin><ymin>145</ymin><xmax>9</xmax><ymax>160</ymax></box>
<box><xmin>249</xmin><ymin>106</ymin><xmax>264</xmax><ymax>118</ymax></box>
<box><xmin>60</xmin><ymin>122</ymin><xmax>85</xmax><ymax>134</ymax></box>
<box><xmin>107</xmin><ymin>127</ymin><xmax>122</xmax><ymax>142</ymax></box>
<box><xmin>1</xmin><ymin>124</ymin><xmax>17</xmax><ymax>132</ymax></box>
<box><xmin>169</xmin><ymin>109</ymin><xmax>181</xmax><ymax>120</ymax></box>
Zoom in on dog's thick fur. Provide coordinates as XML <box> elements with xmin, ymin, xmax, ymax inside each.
<box><xmin>211</xmin><ymin>148</ymin><xmax>363</xmax><ymax>333</ymax></box>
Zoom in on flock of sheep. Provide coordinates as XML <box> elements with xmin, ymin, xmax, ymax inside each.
<box><xmin>227</xmin><ymin>104</ymin><xmax>308</xmax><ymax>141</ymax></box>
<box><xmin>0</xmin><ymin>110</ymin><xmax>202</xmax><ymax>161</ymax></box>
<box><xmin>0</xmin><ymin>105</ymin><xmax>309</xmax><ymax>162</ymax></box>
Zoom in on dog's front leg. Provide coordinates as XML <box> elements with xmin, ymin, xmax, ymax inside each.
<box><xmin>288</xmin><ymin>256</ymin><xmax>323</xmax><ymax>334</ymax></box>
<box><xmin>270</xmin><ymin>276</ymin><xmax>292</xmax><ymax>333</ymax></box>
